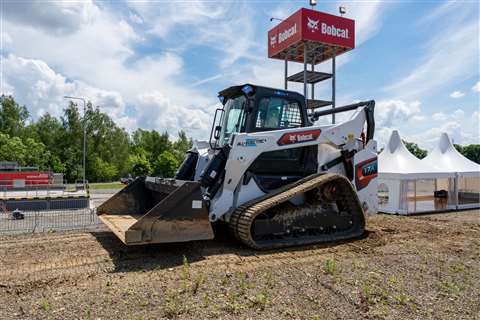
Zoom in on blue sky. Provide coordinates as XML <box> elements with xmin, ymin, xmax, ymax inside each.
<box><xmin>1</xmin><ymin>0</ymin><xmax>479</xmax><ymax>149</ymax></box>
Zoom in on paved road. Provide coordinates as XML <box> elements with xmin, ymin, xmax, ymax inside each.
<box><xmin>89</xmin><ymin>189</ymin><xmax>118</xmax><ymax>208</ymax></box>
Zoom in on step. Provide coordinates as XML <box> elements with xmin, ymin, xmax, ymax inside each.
<box><xmin>287</xmin><ymin>70</ymin><xmax>332</xmax><ymax>84</ymax></box>
<box><xmin>307</xmin><ymin>99</ymin><xmax>333</xmax><ymax>109</ymax></box>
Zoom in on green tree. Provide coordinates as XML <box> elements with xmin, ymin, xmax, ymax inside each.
<box><xmin>0</xmin><ymin>95</ymin><xmax>29</xmax><ymax>137</ymax></box>
<box><xmin>91</xmin><ymin>157</ymin><xmax>119</xmax><ymax>182</ymax></box>
<box><xmin>84</xmin><ymin>104</ymin><xmax>130</xmax><ymax>180</ymax></box>
<box><xmin>27</xmin><ymin>113</ymin><xmax>64</xmax><ymax>156</ymax></box>
<box><xmin>127</xmin><ymin>154</ymin><xmax>152</xmax><ymax>177</ymax></box>
<box><xmin>23</xmin><ymin>137</ymin><xmax>51</xmax><ymax>169</ymax></box>
<box><xmin>132</xmin><ymin>129</ymin><xmax>171</xmax><ymax>165</ymax></box>
<box><xmin>154</xmin><ymin>151</ymin><xmax>179</xmax><ymax>178</ymax></box>
<box><xmin>403</xmin><ymin>140</ymin><xmax>427</xmax><ymax>159</ymax></box>
<box><xmin>455</xmin><ymin>144</ymin><xmax>480</xmax><ymax>164</ymax></box>
<box><xmin>59</xmin><ymin>102</ymin><xmax>84</xmax><ymax>182</ymax></box>
<box><xmin>0</xmin><ymin>133</ymin><xmax>53</xmax><ymax>170</ymax></box>
<box><xmin>172</xmin><ymin>130</ymin><xmax>193</xmax><ymax>162</ymax></box>
<box><xmin>0</xmin><ymin>133</ymin><xmax>26</xmax><ymax>164</ymax></box>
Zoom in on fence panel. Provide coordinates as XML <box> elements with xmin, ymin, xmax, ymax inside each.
<box><xmin>0</xmin><ymin>204</ymin><xmax>104</xmax><ymax>235</ymax></box>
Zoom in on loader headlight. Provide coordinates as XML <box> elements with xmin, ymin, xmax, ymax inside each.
<box><xmin>241</xmin><ymin>85</ymin><xmax>254</xmax><ymax>96</ymax></box>
<box><xmin>218</xmin><ymin>95</ymin><xmax>225</xmax><ymax>104</ymax></box>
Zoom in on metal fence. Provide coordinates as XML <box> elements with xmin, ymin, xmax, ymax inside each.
<box><xmin>0</xmin><ymin>206</ymin><xmax>104</xmax><ymax>235</ymax></box>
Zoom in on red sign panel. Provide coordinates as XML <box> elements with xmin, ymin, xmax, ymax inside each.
<box><xmin>354</xmin><ymin>158</ymin><xmax>377</xmax><ymax>191</ymax></box>
<box><xmin>268</xmin><ymin>10</ymin><xmax>303</xmax><ymax>61</ymax></box>
<box><xmin>268</xmin><ymin>8</ymin><xmax>355</xmax><ymax>63</ymax></box>
<box><xmin>277</xmin><ymin>129</ymin><xmax>321</xmax><ymax>146</ymax></box>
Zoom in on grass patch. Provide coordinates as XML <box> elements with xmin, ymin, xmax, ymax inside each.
<box><xmin>164</xmin><ymin>290</ymin><xmax>188</xmax><ymax>318</ymax></box>
<box><xmin>392</xmin><ymin>293</ymin><xmax>413</xmax><ymax>305</ymax></box>
<box><xmin>224</xmin><ymin>293</ymin><xmax>244</xmax><ymax>315</ymax></box>
<box><xmin>39</xmin><ymin>298</ymin><xmax>51</xmax><ymax>312</ymax></box>
<box><xmin>250</xmin><ymin>289</ymin><xmax>269</xmax><ymax>310</ymax></box>
<box><xmin>437</xmin><ymin>280</ymin><xmax>464</xmax><ymax>299</ymax></box>
<box><xmin>323</xmin><ymin>258</ymin><xmax>338</xmax><ymax>275</ymax></box>
<box><xmin>88</xmin><ymin>182</ymin><xmax>125</xmax><ymax>190</ymax></box>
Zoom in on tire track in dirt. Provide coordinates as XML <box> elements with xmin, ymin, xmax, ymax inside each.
<box><xmin>0</xmin><ymin>233</ymin><xmax>95</xmax><ymax>248</ymax></box>
<box><xmin>0</xmin><ymin>230</ymin><xmax>390</xmax><ymax>288</ymax></box>
<box><xmin>1</xmin><ymin>212</ymin><xmax>477</xmax><ymax>289</ymax></box>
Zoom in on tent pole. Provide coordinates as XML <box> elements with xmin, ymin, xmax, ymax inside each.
<box><xmin>414</xmin><ymin>181</ymin><xmax>417</xmax><ymax>213</ymax></box>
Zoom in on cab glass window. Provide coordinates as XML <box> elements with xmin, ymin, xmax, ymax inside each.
<box><xmin>221</xmin><ymin>95</ymin><xmax>247</xmax><ymax>145</ymax></box>
<box><xmin>255</xmin><ymin>97</ymin><xmax>302</xmax><ymax>129</ymax></box>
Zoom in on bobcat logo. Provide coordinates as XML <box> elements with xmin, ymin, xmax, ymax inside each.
<box><xmin>270</xmin><ymin>35</ymin><xmax>277</xmax><ymax>47</ymax></box>
<box><xmin>307</xmin><ymin>17</ymin><xmax>319</xmax><ymax>32</ymax></box>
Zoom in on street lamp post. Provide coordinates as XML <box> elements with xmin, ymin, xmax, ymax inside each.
<box><xmin>64</xmin><ymin>96</ymin><xmax>87</xmax><ymax>187</ymax></box>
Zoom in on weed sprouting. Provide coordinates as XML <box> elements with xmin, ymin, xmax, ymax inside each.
<box><xmin>437</xmin><ymin>280</ymin><xmax>464</xmax><ymax>298</ymax></box>
<box><xmin>192</xmin><ymin>274</ymin><xmax>204</xmax><ymax>295</ymax></box>
<box><xmin>393</xmin><ymin>293</ymin><xmax>412</xmax><ymax>305</ymax></box>
<box><xmin>224</xmin><ymin>293</ymin><xmax>243</xmax><ymax>315</ymax></box>
<box><xmin>181</xmin><ymin>255</ymin><xmax>190</xmax><ymax>292</ymax></box>
<box><xmin>250</xmin><ymin>289</ymin><xmax>269</xmax><ymax>310</ymax></box>
<box><xmin>164</xmin><ymin>290</ymin><xmax>187</xmax><ymax>318</ymax></box>
<box><xmin>323</xmin><ymin>258</ymin><xmax>338</xmax><ymax>275</ymax></box>
<box><xmin>39</xmin><ymin>298</ymin><xmax>51</xmax><ymax>312</ymax></box>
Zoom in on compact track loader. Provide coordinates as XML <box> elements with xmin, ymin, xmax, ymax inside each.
<box><xmin>97</xmin><ymin>84</ymin><xmax>378</xmax><ymax>249</ymax></box>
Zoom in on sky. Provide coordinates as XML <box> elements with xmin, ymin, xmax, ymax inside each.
<box><xmin>0</xmin><ymin>0</ymin><xmax>479</xmax><ymax>150</ymax></box>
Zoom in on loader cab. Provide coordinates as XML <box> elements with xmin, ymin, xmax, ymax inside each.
<box><xmin>214</xmin><ymin>84</ymin><xmax>309</xmax><ymax>147</ymax></box>
<box><xmin>213</xmin><ymin>84</ymin><xmax>317</xmax><ymax>191</ymax></box>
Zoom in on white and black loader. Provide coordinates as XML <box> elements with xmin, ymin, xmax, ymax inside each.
<box><xmin>97</xmin><ymin>84</ymin><xmax>378</xmax><ymax>249</ymax></box>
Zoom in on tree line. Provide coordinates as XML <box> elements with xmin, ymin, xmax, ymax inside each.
<box><xmin>0</xmin><ymin>95</ymin><xmax>192</xmax><ymax>183</ymax></box>
<box><xmin>403</xmin><ymin>141</ymin><xmax>480</xmax><ymax>163</ymax></box>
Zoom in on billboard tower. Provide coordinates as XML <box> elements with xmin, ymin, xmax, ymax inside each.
<box><xmin>268</xmin><ymin>8</ymin><xmax>355</xmax><ymax>123</ymax></box>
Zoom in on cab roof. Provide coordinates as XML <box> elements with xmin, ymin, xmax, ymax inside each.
<box><xmin>217</xmin><ymin>84</ymin><xmax>304</xmax><ymax>105</ymax></box>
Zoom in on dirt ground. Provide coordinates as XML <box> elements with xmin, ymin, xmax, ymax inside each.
<box><xmin>0</xmin><ymin>210</ymin><xmax>479</xmax><ymax>320</ymax></box>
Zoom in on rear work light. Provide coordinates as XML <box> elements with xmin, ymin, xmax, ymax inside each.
<box><xmin>277</xmin><ymin>129</ymin><xmax>321</xmax><ymax>146</ymax></box>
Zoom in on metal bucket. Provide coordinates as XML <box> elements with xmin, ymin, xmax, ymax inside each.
<box><xmin>97</xmin><ymin>177</ymin><xmax>214</xmax><ymax>245</ymax></box>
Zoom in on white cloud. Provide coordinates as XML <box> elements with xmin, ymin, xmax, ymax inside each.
<box><xmin>3</xmin><ymin>1</ymin><xmax>98</xmax><ymax>35</ymax></box>
<box><xmin>449</xmin><ymin>91</ymin><xmax>465</xmax><ymax>98</ymax></box>
<box><xmin>135</xmin><ymin>91</ymin><xmax>212</xmax><ymax>137</ymax></box>
<box><xmin>397</xmin><ymin>109</ymin><xmax>478</xmax><ymax>149</ymax></box>
<box><xmin>0</xmin><ymin>54</ymin><xmax>132</xmax><ymax>127</ymax></box>
<box><xmin>473</xmin><ymin>81</ymin><xmax>480</xmax><ymax>92</ymax></box>
<box><xmin>375</xmin><ymin>99</ymin><xmax>421</xmax><ymax>128</ymax></box>
<box><xmin>373</xmin><ymin>98</ymin><xmax>479</xmax><ymax>150</ymax></box>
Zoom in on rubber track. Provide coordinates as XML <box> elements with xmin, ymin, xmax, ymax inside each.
<box><xmin>229</xmin><ymin>173</ymin><xmax>365</xmax><ymax>250</ymax></box>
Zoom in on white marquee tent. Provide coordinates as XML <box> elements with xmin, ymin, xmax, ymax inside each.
<box><xmin>378</xmin><ymin>130</ymin><xmax>456</xmax><ymax>215</ymax></box>
<box><xmin>421</xmin><ymin>133</ymin><xmax>480</xmax><ymax>209</ymax></box>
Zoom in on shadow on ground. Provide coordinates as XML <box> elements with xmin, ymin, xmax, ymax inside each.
<box><xmin>91</xmin><ymin>222</ymin><xmax>372</xmax><ymax>273</ymax></box>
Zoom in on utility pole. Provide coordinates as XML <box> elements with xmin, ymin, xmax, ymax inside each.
<box><xmin>64</xmin><ymin>96</ymin><xmax>87</xmax><ymax>187</ymax></box>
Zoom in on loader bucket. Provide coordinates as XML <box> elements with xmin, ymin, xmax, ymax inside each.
<box><xmin>96</xmin><ymin>177</ymin><xmax>214</xmax><ymax>245</ymax></box>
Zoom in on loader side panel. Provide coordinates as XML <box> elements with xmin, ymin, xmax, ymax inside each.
<box><xmin>246</xmin><ymin>145</ymin><xmax>318</xmax><ymax>191</ymax></box>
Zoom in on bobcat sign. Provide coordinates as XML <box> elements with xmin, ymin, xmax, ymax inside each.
<box><xmin>268</xmin><ymin>8</ymin><xmax>355</xmax><ymax>64</ymax></box>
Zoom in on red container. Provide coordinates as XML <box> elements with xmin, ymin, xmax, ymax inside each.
<box><xmin>0</xmin><ymin>171</ymin><xmax>52</xmax><ymax>187</ymax></box>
